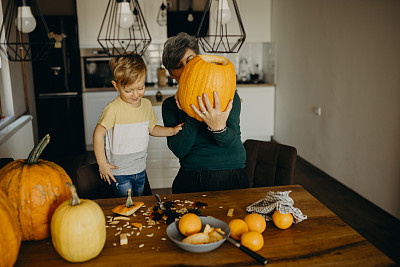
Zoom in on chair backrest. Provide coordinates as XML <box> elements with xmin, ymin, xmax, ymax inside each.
<box><xmin>0</xmin><ymin>158</ymin><xmax>14</xmax><ymax>170</ymax></box>
<box><xmin>75</xmin><ymin>163</ymin><xmax>152</xmax><ymax>199</ymax></box>
<box><xmin>243</xmin><ymin>139</ymin><xmax>297</xmax><ymax>187</ymax></box>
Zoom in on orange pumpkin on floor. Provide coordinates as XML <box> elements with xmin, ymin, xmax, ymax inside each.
<box><xmin>0</xmin><ymin>134</ymin><xmax>72</xmax><ymax>241</ymax></box>
<box><xmin>0</xmin><ymin>189</ymin><xmax>21</xmax><ymax>267</ymax></box>
<box><xmin>177</xmin><ymin>55</ymin><xmax>236</xmax><ymax>121</ymax></box>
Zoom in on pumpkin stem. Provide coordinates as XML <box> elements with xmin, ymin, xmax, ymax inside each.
<box><xmin>26</xmin><ymin>134</ymin><xmax>50</xmax><ymax>164</ymax></box>
<box><xmin>126</xmin><ymin>189</ymin><xmax>133</xmax><ymax>208</ymax></box>
<box><xmin>66</xmin><ymin>182</ymin><xmax>81</xmax><ymax>206</ymax></box>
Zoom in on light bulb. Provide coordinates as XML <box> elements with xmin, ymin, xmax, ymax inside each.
<box><xmin>213</xmin><ymin>0</ymin><xmax>232</xmax><ymax>25</ymax></box>
<box><xmin>16</xmin><ymin>5</ymin><xmax>37</xmax><ymax>33</ymax></box>
<box><xmin>187</xmin><ymin>13</ymin><xmax>194</xmax><ymax>22</ymax></box>
<box><xmin>157</xmin><ymin>2</ymin><xmax>167</xmax><ymax>26</ymax></box>
<box><xmin>117</xmin><ymin>2</ymin><xmax>134</xmax><ymax>29</ymax></box>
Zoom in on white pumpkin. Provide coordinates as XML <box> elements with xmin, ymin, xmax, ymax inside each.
<box><xmin>51</xmin><ymin>182</ymin><xmax>106</xmax><ymax>262</ymax></box>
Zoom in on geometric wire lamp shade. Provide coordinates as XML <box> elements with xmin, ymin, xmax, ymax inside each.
<box><xmin>0</xmin><ymin>0</ymin><xmax>53</xmax><ymax>61</ymax></box>
<box><xmin>98</xmin><ymin>0</ymin><xmax>151</xmax><ymax>57</ymax></box>
<box><xmin>196</xmin><ymin>0</ymin><xmax>246</xmax><ymax>53</ymax></box>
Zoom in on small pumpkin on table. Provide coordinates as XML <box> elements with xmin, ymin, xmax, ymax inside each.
<box><xmin>112</xmin><ymin>189</ymin><xmax>144</xmax><ymax>216</ymax></box>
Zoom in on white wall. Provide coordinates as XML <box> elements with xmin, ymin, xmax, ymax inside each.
<box><xmin>272</xmin><ymin>0</ymin><xmax>400</xmax><ymax>219</ymax></box>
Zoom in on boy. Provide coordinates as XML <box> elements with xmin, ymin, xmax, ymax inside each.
<box><xmin>93</xmin><ymin>52</ymin><xmax>183</xmax><ymax>197</ymax></box>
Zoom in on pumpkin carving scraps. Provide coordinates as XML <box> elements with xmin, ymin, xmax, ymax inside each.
<box><xmin>151</xmin><ymin>199</ymin><xmax>207</xmax><ymax>224</ymax></box>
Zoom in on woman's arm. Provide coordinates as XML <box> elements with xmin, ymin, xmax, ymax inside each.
<box><xmin>162</xmin><ymin>96</ymin><xmax>200</xmax><ymax>158</ymax></box>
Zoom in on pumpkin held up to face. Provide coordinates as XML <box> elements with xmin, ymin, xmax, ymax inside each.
<box><xmin>177</xmin><ymin>55</ymin><xmax>236</xmax><ymax>121</ymax></box>
<box><xmin>0</xmin><ymin>134</ymin><xmax>72</xmax><ymax>241</ymax></box>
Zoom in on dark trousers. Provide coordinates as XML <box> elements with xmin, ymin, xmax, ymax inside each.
<box><xmin>172</xmin><ymin>168</ymin><xmax>249</xmax><ymax>194</ymax></box>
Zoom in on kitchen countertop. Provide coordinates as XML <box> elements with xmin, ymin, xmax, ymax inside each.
<box><xmin>82</xmin><ymin>83</ymin><xmax>276</xmax><ymax>93</ymax></box>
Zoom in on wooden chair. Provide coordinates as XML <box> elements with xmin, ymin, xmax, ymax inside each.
<box><xmin>75</xmin><ymin>163</ymin><xmax>152</xmax><ymax>199</ymax></box>
<box><xmin>0</xmin><ymin>158</ymin><xmax>14</xmax><ymax>170</ymax></box>
<box><xmin>243</xmin><ymin>139</ymin><xmax>297</xmax><ymax>187</ymax></box>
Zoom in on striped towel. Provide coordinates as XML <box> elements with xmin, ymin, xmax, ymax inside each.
<box><xmin>246</xmin><ymin>191</ymin><xmax>307</xmax><ymax>223</ymax></box>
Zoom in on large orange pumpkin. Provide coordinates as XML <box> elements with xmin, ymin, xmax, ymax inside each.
<box><xmin>0</xmin><ymin>189</ymin><xmax>21</xmax><ymax>267</ymax></box>
<box><xmin>0</xmin><ymin>134</ymin><xmax>72</xmax><ymax>241</ymax></box>
<box><xmin>177</xmin><ymin>54</ymin><xmax>236</xmax><ymax>121</ymax></box>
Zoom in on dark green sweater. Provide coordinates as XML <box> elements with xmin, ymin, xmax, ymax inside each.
<box><xmin>161</xmin><ymin>92</ymin><xmax>246</xmax><ymax>171</ymax></box>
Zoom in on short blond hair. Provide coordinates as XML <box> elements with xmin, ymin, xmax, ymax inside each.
<box><xmin>109</xmin><ymin>52</ymin><xmax>146</xmax><ymax>86</ymax></box>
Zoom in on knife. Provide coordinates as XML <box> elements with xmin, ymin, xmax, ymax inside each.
<box><xmin>154</xmin><ymin>194</ymin><xmax>165</xmax><ymax>210</ymax></box>
<box><xmin>216</xmin><ymin>230</ymin><xmax>268</xmax><ymax>265</ymax></box>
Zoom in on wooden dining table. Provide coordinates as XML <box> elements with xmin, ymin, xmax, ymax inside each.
<box><xmin>15</xmin><ymin>185</ymin><xmax>395</xmax><ymax>266</ymax></box>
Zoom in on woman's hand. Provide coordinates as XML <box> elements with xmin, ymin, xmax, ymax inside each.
<box><xmin>191</xmin><ymin>91</ymin><xmax>233</xmax><ymax>130</ymax></box>
<box><xmin>98</xmin><ymin>162</ymin><xmax>118</xmax><ymax>185</ymax></box>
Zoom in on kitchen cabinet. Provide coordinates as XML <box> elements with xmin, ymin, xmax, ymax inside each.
<box><xmin>209</xmin><ymin>0</ymin><xmax>271</xmax><ymax>43</ymax></box>
<box><xmin>237</xmin><ymin>85</ymin><xmax>275</xmax><ymax>142</ymax></box>
<box><xmin>76</xmin><ymin>0</ymin><xmax>108</xmax><ymax>48</ymax></box>
<box><xmin>76</xmin><ymin>0</ymin><xmax>167</xmax><ymax>48</ymax></box>
<box><xmin>146</xmin><ymin>106</ymin><xmax>179</xmax><ymax>189</ymax></box>
<box><xmin>82</xmin><ymin>91</ymin><xmax>119</xmax><ymax>149</ymax></box>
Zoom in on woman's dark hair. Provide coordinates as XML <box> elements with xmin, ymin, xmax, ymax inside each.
<box><xmin>162</xmin><ymin>32</ymin><xmax>200</xmax><ymax>72</ymax></box>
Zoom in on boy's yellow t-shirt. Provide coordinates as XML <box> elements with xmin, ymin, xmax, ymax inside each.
<box><xmin>98</xmin><ymin>96</ymin><xmax>158</xmax><ymax>175</ymax></box>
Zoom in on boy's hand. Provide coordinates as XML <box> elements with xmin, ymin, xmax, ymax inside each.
<box><xmin>99</xmin><ymin>162</ymin><xmax>118</xmax><ymax>185</ymax></box>
<box><xmin>171</xmin><ymin>123</ymin><xmax>184</xmax><ymax>135</ymax></box>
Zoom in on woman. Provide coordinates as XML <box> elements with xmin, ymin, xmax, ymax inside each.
<box><xmin>161</xmin><ymin>32</ymin><xmax>248</xmax><ymax>194</ymax></box>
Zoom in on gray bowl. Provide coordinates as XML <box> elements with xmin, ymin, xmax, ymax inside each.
<box><xmin>166</xmin><ymin>216</ymin><xmax>231</xmax><ymax>253</ymax></box>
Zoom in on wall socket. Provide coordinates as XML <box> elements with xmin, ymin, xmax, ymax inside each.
<box><xmin>314</xmin><ymin>107</ymin><xmax>322</xmax><ymax>116</ymax></box>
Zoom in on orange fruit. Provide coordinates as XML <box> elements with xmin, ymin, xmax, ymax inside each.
<box><xmin>241</xmin><ymin>231</ymin><xmax>264</xmax><ymax>252</ymax></box>
<box><xmin>178</xmin><ymin>213</ymin><xmax>202</xmax><ymax>236</ymax></box>
<box><xmin>272</xmin><ymin>210</ymin><xmax>293</xmax><ymax>229</ymax></box>
<box><xmin>229</xmin><ymin>219</ymin><xmax>248</xmax><ymax>240</ymax></box>
<box><xmin>244</xmin><ymin>213</ymin><xmax>266</xmax><ymax>233</ymax></box>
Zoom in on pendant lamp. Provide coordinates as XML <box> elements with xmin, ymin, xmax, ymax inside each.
<box><xmin>196</xmin><ymin>0</ymin><xmax>246</xmax><ymax>53</ymax></box>
<box><xmin>0</xmin><ymin>0</ymin><xmax>53</xmax><ymax>61</ymax></box>
<box><xmin>156</xmin><ymin>0</ymin><xmax>167</xmax><ymax>26</ymax></box>
<box><xmin>98</xmin><ymin>0</ymin><xmax>151</xmax><ymax>56</ymax></box>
